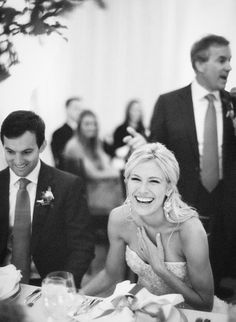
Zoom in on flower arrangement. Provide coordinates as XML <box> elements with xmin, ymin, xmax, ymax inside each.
<box><xmin>36</xmin><ymin>186</ymin><xmax>54</xmax><ymax>207</ymax></box>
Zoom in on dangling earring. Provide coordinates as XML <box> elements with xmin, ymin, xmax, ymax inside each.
<box><xmin>163</xmin><ymin>192</ymin><xmax>172</xmax><ymax>220</ymax></box>
<box><xmin>126</xmin><ymin>197</ymin><xmax>133</xmax><ymax>221</ymax></box>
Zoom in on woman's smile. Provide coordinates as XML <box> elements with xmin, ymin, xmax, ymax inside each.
<box><xmin>135</xmin><ymin>196</ymin><xmax>154</xmax><ymax>204</ymax></box>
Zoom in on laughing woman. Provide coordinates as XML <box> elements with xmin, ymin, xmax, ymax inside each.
<box><xmin>81</xmin><ymin>143</ymin><xmax>221</xmax><ymax>312</ymax></box>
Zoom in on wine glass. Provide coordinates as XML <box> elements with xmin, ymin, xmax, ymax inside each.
<box><xmin>42</xmin><ymin>271</ymin><xmax>80</xmax><ymax>321</ymax></box>
<box><xmin>41</xmin><ymin>276</ymin><xmax>69</xmax><ymax>321</ymax></box>
<box><xmin>46</xmin><ymin>271</ymin><xmax>76</xmax><ymax>296</ymax></box>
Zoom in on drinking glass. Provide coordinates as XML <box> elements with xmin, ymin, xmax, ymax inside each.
<box><xmin>46</xmin><ymin>271</ymin><xmax>76</xmax><ymax>296</ymax></box>
<box><xmin>41</xmin><ymin>276</ymin><xmax>69</xmax><ymax>321</ymax></box>
<box><xmin>42</xmin><ymin>271</ymin><xmax>79</xmax><ymax>321</ymax></box>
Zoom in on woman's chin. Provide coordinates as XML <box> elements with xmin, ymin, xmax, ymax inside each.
<box><xmin>134</xmin><ymin>205</ymin><xmax>154</xmax><ymax>217</ymax></box>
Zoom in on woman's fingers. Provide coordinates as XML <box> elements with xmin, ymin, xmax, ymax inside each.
<box><xmin>156</xmin><ymin>233</ymin><xmax>164</xmax><ymax>261</ymax></box>
<box><xmin>123</xmin><ymin>127</ymin><xmax>147</xmax><ymax>148</ymax></box>
<box><xmin>137</xmin><ymin>227</ymin><xmax>145</xmax><ymax>252</ymax></box>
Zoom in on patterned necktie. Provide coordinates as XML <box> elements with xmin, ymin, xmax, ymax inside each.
<box><xmin>12</xmin><ymin>178</ymin><xmax>31</xmax><ymax>283</ymax></box>
<box><xmin>201</xmin><ymin>94</ymin><xmax>219</xmax><ymax>192</ymax></box>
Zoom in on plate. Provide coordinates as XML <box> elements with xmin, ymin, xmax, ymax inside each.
<box><xmin>0</xmin><ymin>283</ymin><xmax>21</xmax><ymax>302</ymax></box>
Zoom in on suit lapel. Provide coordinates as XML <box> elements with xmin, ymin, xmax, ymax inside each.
<box><xmin>220</xmin><ymin>90</ymin><xmax>234</xmax><ymax>166</ymax></box>
<box><xmin>178</xmin><ymin>85</ymin><xmax>199</xmax><ymax>160</ymax></box>
<box><xmin>31</xmin><ymin>162</ymin><xmax>55</xmax><ymax>253</ymax></box>
<box><xmin>0</xmin><ymin>168</ymin><xmax>10</xmax><ymax>236</ymax></box>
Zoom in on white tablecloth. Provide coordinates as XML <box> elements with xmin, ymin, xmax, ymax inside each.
<box><xmin>13</xmin><ymin>284</ymin><xmax>228</xmax><ymax>322</ymax></box>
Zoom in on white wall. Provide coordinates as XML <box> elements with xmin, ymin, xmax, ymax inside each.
<box><xmin>1</xmin><ymin>0</ymin><xmax>236</xmax><ymax>168</ymax></box>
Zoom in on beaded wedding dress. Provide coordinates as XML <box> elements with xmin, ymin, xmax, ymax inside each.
<box><xmin>125</xmin><ymin>245</ymin><xmax>228</xmax><ymax>314</ymax></box>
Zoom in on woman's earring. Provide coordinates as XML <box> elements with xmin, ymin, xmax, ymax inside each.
<box><xmin>126</xmin><ymin>197</ymin><xmax>133</xmax><ymax>220</ymax></box>
<box><xmin>163</xmin><ymin>192</ymin><xmax>171</xmax><ymax>220</ymax></box>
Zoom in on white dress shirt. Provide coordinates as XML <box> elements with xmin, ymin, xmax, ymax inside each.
<box><xmin>9</xmin><ymin>160</ymin><xmax>41</xmax><ymax>226</ymax></box>
<box><xmin>191</xmin><ymin>79</ymin><xmax>223</xmax><ymax>179</ymax></box>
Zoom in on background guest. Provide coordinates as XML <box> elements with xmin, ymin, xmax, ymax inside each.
<box><xmin>124</xmin><ymin>34</ymin><xmax>236</xmax><ymax>300</ymax></box>
<box><xmin>105</xmin><ymin>99</ymin><xmax>147</xmax><ymax>161</ymax></box>
<box><xmin>51</xmin><ymin>96</ymin><xmax>84</xmax><ymax>170</ymax></box>
<box><xmin>63</xmin><ymin>109</ymin><xmax>120</xmax><ymax>181</ymax></box>
<box><xmin>63</xmin><ymin>109</ymin><xmax>123</xmax><ymax>278</ymax></box>
<box><xmin>0</xmin><ymin>110</ymin><xmax>94</xmax><ymax>288</ymax></box>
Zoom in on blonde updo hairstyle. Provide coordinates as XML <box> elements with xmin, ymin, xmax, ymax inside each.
<box><xmin>124</xmin><ymin>143</ymin><xmax>197</xmax><ymax>223</ymax></box>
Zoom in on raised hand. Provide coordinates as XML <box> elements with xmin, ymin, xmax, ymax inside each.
<box><xmin>123</xmin><ymin>126</ymin><xmax>147</xmax><ymax>150</ymax></box>
<box><xmin>137</xmin><ymin>226</ymin><xmax>165</xmax><ymax>274</ymax></box>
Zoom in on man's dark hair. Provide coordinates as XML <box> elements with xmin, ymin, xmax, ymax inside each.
<box><xmin>0</xmin><ymin>110</ymin><xmax>45</xmax><ymax>148</ymax></box>
<box><xmin>191</xmin><ymin>34</ymin><xmax>230</xmax><ymax>71</ymax></box>
<box><xmin>65</xmin><ymin>97</ymin><xmax>82</xmax><ymax>108</ymax></box>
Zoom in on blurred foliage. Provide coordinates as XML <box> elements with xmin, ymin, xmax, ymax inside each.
<box><xmin>0</xmin><ymin>0</ymin><xmax>106</xmax><ymax>81</ymax></box>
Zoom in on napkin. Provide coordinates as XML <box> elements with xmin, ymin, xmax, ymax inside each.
<box><xmin>75</xmin><ymin>281</ymin><xmax>185</xmax><ymax>322</ymax></box>
<box><xmin>0</xmin><ymin>264</ymin><xmax>22</xmax><ymax>299</ymax></box>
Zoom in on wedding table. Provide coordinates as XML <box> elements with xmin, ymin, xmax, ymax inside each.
<box><xmin>13</xmin><ymin>284</ymin><xmax>227</xmax><ymax>322</ymax></box>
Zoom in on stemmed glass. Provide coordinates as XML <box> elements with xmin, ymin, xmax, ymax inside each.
<box><xmin>46</xmin><ymin>271</ymin><xmax>76</xmax><ymax>297</ymax></box>
<box><xmin>41</xmin><ymin>271</ymin><xmax>80</xmax><ymax>321</ymax></box>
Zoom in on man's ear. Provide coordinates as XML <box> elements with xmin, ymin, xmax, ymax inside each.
<box><xmin>195</xmin><ymin>61</ymin><xmax>205</xmax><ymax>73</ymax></box>
<box><xmin>39</xmin><ymin>140</ymin><xmax>47</xmax><ymax>153</ymax></box>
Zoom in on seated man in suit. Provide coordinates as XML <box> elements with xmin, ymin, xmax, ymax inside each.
<box><xmin>0</xmin><ymin>110</ymin><xmax>95</xmax><ymax>288</ymax></box>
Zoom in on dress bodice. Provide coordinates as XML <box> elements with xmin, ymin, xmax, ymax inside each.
<box><xmin>125</xmin><ymin>245</ymin><xmax>191</xmax><ymax>295</ymax></box>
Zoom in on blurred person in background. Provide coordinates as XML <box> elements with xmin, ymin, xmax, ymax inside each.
<box><xmin>63</xmin><ymin>109</ymin><xmax>119</xmax><ymax>181</ymax></box>
<box><xmin>105</xmin><ymin>99</ymin><xmax>147</xmax><ymax>164</ymax></box>
<box><xmin>63</xmin><ymin>110</ymin><xmax>123</xmax><ymax>278</ymax></box>
<box><xmin>51</xmin><ymin>96</ymin><xmax>84</xmax><ymax>170</ymax></box>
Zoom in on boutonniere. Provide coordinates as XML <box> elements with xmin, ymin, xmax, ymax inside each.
<box><xmin>224</xmin><ymin>93</ymin><xmax>235</xmax><ymax>120</ymax></box>
<box><xmin>226</xmin><ymin>107</ymin><xmax>235</xmax><ymax>119</ymax></box>
<box><xmin>36</xmin><ymin>186</ymin><xmax>54</xmax><ymax>207</ymax></box>
<box><xmin>225</xmin><ymin>99</ymin><xmax>236</xmax><ymax>134</ymax></box>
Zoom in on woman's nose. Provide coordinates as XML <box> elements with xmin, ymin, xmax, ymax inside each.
<box><xmin>139</xmin><ymin>182</ymin><xmax>148</xmax><ymax>193</ymax></box>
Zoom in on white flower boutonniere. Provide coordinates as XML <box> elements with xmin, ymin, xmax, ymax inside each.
<box><xmin>36</xmin><ymin>186</ymin><xmax>54</xmax><ymax>207</ymax></box>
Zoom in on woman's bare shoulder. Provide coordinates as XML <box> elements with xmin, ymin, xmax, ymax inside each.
<box><xmin>109</xmin><ymin>204</ymin><xmax>130</xmax><ymax>224</ymax></box>
<box><xmin>179</xmin><ymin>216</ymin><xmax>207</xmax><ymax>241</ymax></box>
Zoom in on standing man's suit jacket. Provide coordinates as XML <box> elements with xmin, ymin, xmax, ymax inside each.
<box><xmin>149</xmin><ymin>84</ymin><xmax>236</xmax><ymax>207</ymax></box>
<box><xmin>0</xmin><ymin>161</ymin><xmax>94</xmax><ymax>287</ymax></box>
<box><xmin>51</xmin><ymin>123</ymin><xmax>73</xmax><ymax>170</ymax></box>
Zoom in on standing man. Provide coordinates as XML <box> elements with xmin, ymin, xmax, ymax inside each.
<box><xmin>51</xmin><ymin>97</ymin><xmax>83</xmax><ymax>169</ymax></box>
<box><xmin>125</xmin><ymin>34</ymin><xmax>236</xmax><ymax>299</ymax></box>
<box><xmin>0</xmin><ymin>110</ymin><xmax>94</xmax><ymax>288</ymax></box>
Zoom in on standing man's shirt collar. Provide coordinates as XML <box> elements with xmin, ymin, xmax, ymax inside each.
<box><xmin>9</xmin><ymin>159</ymin><xmax>41</xmax><ymax>186</ymax></box>
<box><xmin>192</xmin><ymin>78</ymin><xmax>220</xmax><ymax>102</ymax></box>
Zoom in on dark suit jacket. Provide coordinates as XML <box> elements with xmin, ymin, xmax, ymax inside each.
<box><xmin>149</xmin><ymin>84</ymin><xmax>236</xmax><ymax>207</ymax></box>
<box><xmin>0</xmin><ymin>161</ymin><xmax>95</xmax><ymax>288</ymax></box>
<box><xmin>51</xmin><ymin>123</ymin><xmax>73</xmax><ymax>169</ymax></box>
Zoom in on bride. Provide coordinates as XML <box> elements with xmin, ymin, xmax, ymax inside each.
<box><xmin>81</xmin><ymin>142</ymin><xmax>225</xmax><ymax>312</ymax></box>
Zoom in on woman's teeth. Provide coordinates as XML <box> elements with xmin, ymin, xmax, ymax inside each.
<box><xmin>135</xmin><ymin>196</ymin><xmax>153</xmax><ymax>203</ymax></box>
